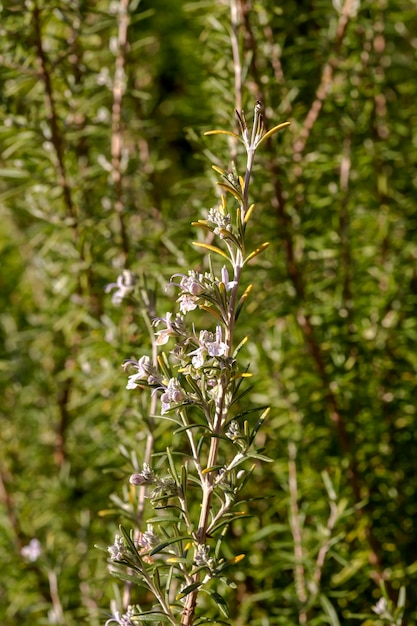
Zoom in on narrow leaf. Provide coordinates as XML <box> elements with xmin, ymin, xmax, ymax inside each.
<box><xmin>230</xmin><ymin>371</ymin><xmax>253</xmax><ymax>382</ymax></box>
<box><xmin>244</xmin><ymin>242</ymin><xmax>270</xmax><ymax>264</ymax></box>
<box><xmin>246</xmin><ymin>452</ymin><xmax>273</xmax><ymax>462</ymax></box>
<box><xmin>166</xmin><ymin>446</ymin><xmax>180</xmax><ymax>486</ymax></box>
<box><xmin>210</xmin><ymin>514</ymin><xmax>252</xmax><ymax>534</ymax></box>
<box><xmin>192</xmin><ymin>242</ymin><xmax>229</xmax><ymax>260</ymax></box>
<box><xmin>248</xmin><ymin>407</ymin><xmax>270</xmax><ymax>446</ymax></box>
<box><xmin>398</xmin><ymin>585</ymin><xmax>406</xmax><ymax>610</ymax></box>
<box><xmin>205</xmin><ymin>590</ymin><xmax>230</xmax><ymax>618</ymax></box>
<box><xmin>257</xmin><ymin>121</ymin><xmax>291</xmax><ymax>146</ymax></box>
<box><xmin>198</xmin><ymin>304</ymin><xmax>224</xmax><ymax>321</ymax></box>
<box><xmin>203</xmin><ymin>464</ymin><xmax>224</xmax><ymax>474</ymax></box>
<box><xmin>320</xmin><ymin>594</ymin><xmax>341</xmax><ymax>626</ymax></box>
<box><xmin>235</xmin><ymin>284</ymin><xmax>253</xmax><ymax>320</ymax></box>
<box><xmin>232</xmin><ymin>335</ymin><xmax>250</xmax><ymax>358</ymax></box>
<box><xmin>244</xmin><ymin>204</ymin><xmax>255</xmax><ymax>223</ymax></box>
<box><xmin>176</xmin><ymin>581</ymin><xmax>202</xmax><ymax>600</ymax></box>
<box><xmin>136</xmin><ymin>611</ymin><xmax>173</xmax><ymax>623</ymax></box>
<box><xmin>149</xmin><ymin>535</ymin><xmax>192</xmax><ymax>556</ymax></box>
<box><xmin>191</xmin><ymin>221</ymin><xmax>212</xmax><ymax>232</ymax></box>
<box><xmin>204</xmin><ymin>129</ymin><xmax>242</xmax><ymax>142</ymax></box>
<box><xmin>211</xmin><ymin>164</ymin><xmax>227</xmax><ymax>175</ymax></box>
<box><xmin>216</xmin><ymin>181</ymin><xmax>243</xmax><ymax>201</ymax></box>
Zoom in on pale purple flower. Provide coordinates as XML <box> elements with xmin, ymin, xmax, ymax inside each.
<box><xmin>194</xmin><ymin>543</ymin><xmax>214</xmax><ymax>569</ymax></box>
<box><xmin>188</xmin><ymin>330</ymin><xmax>211</xmax><ymax>368</ymax></box>
<box><xmin>105</xmin><ymin>270</ymin><xmax>136</xmax><ymax>305</ymax></box>
<box><xmin>225</xmin><ymin>420</ymin><xmax>240</xmax><ymax>440</ymax></box>
<box><xmin>220</xmin><ymin>265</ymin><xmax>237</xmax><ymax>291</ymax></box>
<box><xmin>153</xmin><ymin>312</ymin><xmax>186</xmax><ymax>345</ymax></box>
<box><xmin>178</xmin><ymin>293</ymin><xmax>198</xmax><ymax>314</ymax></box>
<box><xmin>149</xmin><ymin>476</ymin><xmax>177</xmax><ymax>502</ymax></box>
<box><xmin>206</xmin><ymin>326</ymin><xmax>227</xmax><ymax>357</ymax></box>
<box><xmin>207</xmin><ymin>207</ymin><xmax>232</xmax><ymax>237</ymax></box>
<box><xmin>105</xmin><ymin>606</ymin><xmax>138</xmax><ymax>626</ymax></box>
<box><xmin>372</xmin><ymin>597</ymin><xmax>388</xmax><ymax>616</ymax></box>
<box><xmin>129</xmin><ymin>463</ymin><xmax>156</xmax><ymax>486</ymax></box>
<box><xmin>180</xmin><ymin>272</ymin><xmax>205</xmax><ymax>296</ymax></box>
<box><xmin>187</xmin><ymin>328</ymin><xmax>227</xmax><ymax>368</ymax></box>
<box><xmin>138</xmin><ymin>524</ymin><xmax>160</xmax><ymax>551</ymax></box>
<box><xmin>122</xmin><ymin>355</ymin><xmax>160</xmax><ymax>389</ymax></box>
<box><xmin>191</xmin><ymin>346</ymin><xmax>206</xmax><ymax>369</ymax></box>
<box><xmin>161</xmin><ymin>378</ymin><xmax>186</xmax><ymax>413</ymax></box>
<box><xmin>21</xmin><ymin>538</ymin><xmax>42</xmax><ymax>562</ymax></box>
<box><xmin>108</xmin><ymin>534</ymin><xmax>125</xmax><ymax>561</ymax></box>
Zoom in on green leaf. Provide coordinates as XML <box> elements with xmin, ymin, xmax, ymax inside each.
<box><xmin>203</xmin><ymin>589</ymin><xmax>230</xmax><ymax>618</ymax></box>
<box><xmin>176</xmin><ymin>581</ymin><xmax>202</xmax><ymax>600</ymax></box>
<box><xmin>150</xmin><ymin>536</ymin><xmax>193</xmax><ymax>557</ymax></box>
<box><xmin>210</xmin><ymin>513</ymin><xmax>252</xmax><ymax>534</ymax></box>
<box><xmin>319</xmin><ymin>594</ymin><xmax>341</xmax><ymax>626</ymax></box>
<box><xmin>136</xmin><ymin>611</ymin><xmax>173</xmax><ymax>623</ymax></box>
<box><xmin>246</xmin><ymin>452</ymin><xmax>273</xmax><ymax>463</ymax></box>
<box><xmin>166</xmin><ymin>446</ymin><xmax>180</xmax><ymax>486</ymax></box>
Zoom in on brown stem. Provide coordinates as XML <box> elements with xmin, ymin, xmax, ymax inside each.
<box><xmin>54</xmin><ymin>374</ymin><xmax>72</xmax><ymax>468</ymax></box>
<box><xmin>292</xmin><ymin>0</ymin><xmax>356</xmax><ymax>168</ymax></box>
<box><xmin>230</xmin><ymin>0</ymin><xmax>242</xmax><ymax>115</ymax></box>
<box><xmin>238</xmin><ymin>0</ymin><xmax>262</xmax><ymax>101</ymax></box>
<box><xmin>0</xmin><ymin>466</ymin><xmax>24</xmax><ymax>549</ymax></box>
<box><xmin>288</xmin><ymin>442</ymin><xmax>308</xmax><ymax>624</ymax></box>
<box><xmin>32</xmin><ymin>1</ymin><xmax>76</xmax><ymax>228</ymax></box>
<box><xmin>270</xmin><ymin>163</ymin><xmax>389</xmax><ymax>589</ymax></box>
<box><xmin>339</xmin><ymin>140</ymin><xmax>353</xmax><ymax>316</ymax></box>
<box><xmin>111</xmin><ymin>0</ymin><xmax>130</xmax><ymax>265</ymax></box>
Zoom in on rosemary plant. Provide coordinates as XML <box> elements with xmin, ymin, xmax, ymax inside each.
<box><xmin>105</xmin><ymin>104</ymin><xmax>290</xmax><ymax>626</ymax></box>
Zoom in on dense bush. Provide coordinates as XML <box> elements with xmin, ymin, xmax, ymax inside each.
<box><xmin>1</xmin><ymin>0</ymin><xmax>416</xmax><ymax>624</ymax></box>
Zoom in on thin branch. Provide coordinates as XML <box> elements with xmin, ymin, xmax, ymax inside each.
<box><xmin>313</xmin><ymin>501</ymin><xmax>338</xmax><ymax>589</ymax></box>
<box><xmin>230</xmin><ymin>0</ymin><xmax>242</xmax><ymax>115</ymax></box>
<box><xmin>32</xmin><ymin>0</ymin><xmax>76</xmax><ymax>227</ymax></box>
<box><xmin>292</xmin><ymin>0</ymin><xmax>356</xmax><ymax>169</ymax></box>
<box><xmin>0</xmin><ymin>466</ymin><xmax>24</xmax><ymax>549</ymax></box>
<box><xmin>54</xmin><ymin>374</ymin><xmax>72</xmax><ymax>467</ymax></box>
<box><xmin>269</xmin><ymin>161</ymin><xmax>389</xmax><ymax>592</ymax></box>
<box><xmin>288</xmin><ymin>442</ymin><xmax>308</xmax><ymax>625</ymax></box>
<box><xmin>111</xmin><ymin>0</ymin><xmax>130</xmax><ymax>265</ymax></box>
<box><xmin>339</xmin><ymin>139</ymin><xmax>353</xmax><ymax>320</ymax></box>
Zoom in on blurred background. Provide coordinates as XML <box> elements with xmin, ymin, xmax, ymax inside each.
<box><xmin>1</xmin><ymin>0</ymin><xmax>417</xmax><ymax>624</ymax></box>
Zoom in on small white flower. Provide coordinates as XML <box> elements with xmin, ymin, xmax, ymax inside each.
<box><xmin>161</xmin><ymin>378</ymin><xmax>186</xmax><ymax>413</ymax></box>
<box><xmin>372</xmin><ymin>597</ymin><xmax>388</xmax><ymax>616</ymax></box>
<box><xmin>21</xmin><ymin>538</ymin><xmax>42</xmax><ymax>562</ymax></box>
<box><xmin>105</xmin><ymin>605</ymin><xmax>138</xmax><ymax>626</ymax></box>
<box><xmin>108</xmin><ymin>534</ymin><xmax>125</xmax><ymax>561</ymax></box>
<box><xmin>122</xmin><ymin>355</ymin><xmax>160</xmax><ymax>388</ymax></box>
<box><xmin>191</xmin><ymin>347</ymin><xmax>206</xmax><ymax>369</ymax></box>
<box><xmin>220</xmin><ymin>265</ymin><xmax>237</xmax><ymax>291</ymax></box>
<box><xmin>178</xmin><ymin>293</ymin><xmax>198</xmax><ymax>314</ymax></box>
<box><xmin>180</xmin><ymin>272</ymin><xmax>205</xmax><ymax>296</ymax></box>
<box><xmin>138</xmin><ymin>524</ymin><xmax>160</xmax><ymax>550</ymax></box>
<box><xmin>154</xmin><ymin>312</ymin><xmax>185</xmax><ymax>345</ymax></box>
<box><xmin>129</xmin><ymin>462</ymin><xmax>156</xmax><ymax>486</ymax></box>
<box><xmin>206</xmin><ymin>326</ymin><xmax>227</xmax><ymax>357</ymax></box>
<box><xmin>208</xmin><ymin>208</ymin><xmax>233</xmax><ymax>237</ymax></box>
<box><xmin>105</xmin><ymin>270</ymin><xmax>136</xmax><ymax>305</ymax></box>
<box><xmin>194</xmin><ymin>543</ymin><xmax>214</xmax><ymax>570</ymax></box>
<box><xmin>225</xmin><ymin>420</ymin><xmax>240</xmax><ymax>440</ymax></box>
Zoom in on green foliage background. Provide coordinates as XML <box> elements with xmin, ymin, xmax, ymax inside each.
<box><xmin>1</xmin><ymin>0</ymin><xmax>417</xmax><ymax>624</ymax></box>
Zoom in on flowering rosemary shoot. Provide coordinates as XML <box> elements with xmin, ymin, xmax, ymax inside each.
<box><xmin>113</xmin><ymin>103</ymin><xmax>289</xmax><ymax>626</ymax></box>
